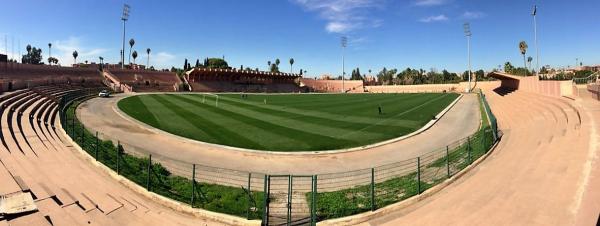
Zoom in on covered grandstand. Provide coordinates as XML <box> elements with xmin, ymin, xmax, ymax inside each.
<box><xmin>186</xmin><ymin>68</ymin><xmax>303</xmax><ymax>93</ymax></box>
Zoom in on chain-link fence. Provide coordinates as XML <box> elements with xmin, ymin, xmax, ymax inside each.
<box><xmin>59</xmin><ymin>91</ymin><xmax>499</xmax><ymax>226</ymax></box>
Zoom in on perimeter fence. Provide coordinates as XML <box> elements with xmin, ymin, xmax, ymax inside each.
<box><xmin>59</xmin><ymin>91</ymin><xmax>499</xmax><ymax>226</ymax></box>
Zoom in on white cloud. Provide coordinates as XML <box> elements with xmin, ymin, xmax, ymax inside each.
<box><xmin>419</xmin><ymin>14</ymin><xmax>448</xmax><ymax>23</ymax></box>
<box><xmin>462</xmin><ymin>11</ymin><xmax>486</xmax><ymax>19</ymax></box>
<box><xmin>293</xmin><ymin>0</ymin><xmax>384</xmax><ymax>33</ymax></box>
<box><xmin>51</xmin><ymin>36</ymin><xmax>108</xmax><ymax>66</ymax></box>
<box><xmin>414</xmin><ymin>0</ymin><xmax>448</xmax><ymax>7</ymax></box>
<box><xmin>151</xmin><ymin>51</ymin><xmax>176</xmax><ymax>68</ymax></box>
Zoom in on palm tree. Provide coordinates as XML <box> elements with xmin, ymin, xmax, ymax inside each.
<box><xmin>48</xmin><ymin>43</ymin><xmax>52</xmax><ymax>65</ymax></box>
<box><xmin>289</xmin><ymin>58</ymin><xmax>294</xmax><ymax>73</ymax></box>
<box><xmin>128</xmin><ymin>38</ymin><xmax>135</xmax><ymax>64</ymax></box>
<box><xmin>132</xmin><ymin>51</ymin><xmax>138</xmax><ymax>65</ymax></box>
<box><xmin>146</xmin><ymin>48</ymin><xmax>151</xmax><ymax>69</ymax></box>
<box><xmin>72</xmin><ymin>51</ymin><xmax>78</xmax><ymax>65</ymax></box>
<box><xmin>519</xmin><ymin>41</ymin><xmax>528</xmax><ymax>69</ymax></box>
<box><xmin>527</xmin><ymin>56</ymin><xmax>533</xmax><ymax>70</ymax></box>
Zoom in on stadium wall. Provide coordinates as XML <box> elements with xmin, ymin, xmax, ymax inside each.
<box><xmin>365</xmin><ymin>84</ymin><xmax>459</xmax><ymax>93</ymax></box>
<box><xmin>300</xmin><ymin>78</ymin><xmax>364</xmax><ymax>93</ymax></box>
<box><xmin>364</xmin><ymin>81</ymin><xmax>501</xmax><ymax>93</ymax></box>
<box><xmin>491</xmin><ymin>72</ymin><xmax>575</xmax><ymax>97</ymax></box>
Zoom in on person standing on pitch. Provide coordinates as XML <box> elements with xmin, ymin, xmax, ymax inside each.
<box><xmin>378</xmin><ymin>105</ymin><xmax>382</xmax><ymax>115</ymax></box>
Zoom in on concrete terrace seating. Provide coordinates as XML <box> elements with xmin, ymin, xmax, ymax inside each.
<box><xmin>0</xmin><ymin>86</ymin><xmax>204</xmax><ymax>225</ymax></box>
<box><xmin>372</xmin><ymin>86</ymin><xmax>591</xmax><ymax>225</ymax></box>
<box><xmin>0</xmin><ymin>63</ymin><xmax>103</xmax><ymax>92</ymax></box>
<box><xmin>190</xmin><ymin>80</ymin><xmax>303</xmax><ymax>93</ymax></box>
<box><xmin>105</xmin><ymin>69</ymin><xmax>180</xmax><ymax>92</ymax></box>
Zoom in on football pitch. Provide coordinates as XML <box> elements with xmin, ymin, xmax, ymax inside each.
<box><xmin>117</xmin><ymin>93</ymin><xmax>459</xmax><ymax>152</ymax></box>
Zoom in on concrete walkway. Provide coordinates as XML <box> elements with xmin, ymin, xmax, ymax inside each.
<box><xmin>77</xmin><ymin>93</ymin><xmax>480</xmax><ymax>175</ymax></box>
<box><xmin>363</xmin><ymin>88</ymin><xmax>599</xmax><ymax>226</ymax></box>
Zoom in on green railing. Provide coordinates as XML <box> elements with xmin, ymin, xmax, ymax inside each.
<box><xmin>59</xmin><ymin>91</ymin><xmax>499</xmax><ymax>226</ymax></box>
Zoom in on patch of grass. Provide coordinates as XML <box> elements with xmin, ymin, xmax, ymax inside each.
<box><xmin>65</xmin><ymin>99</ymin><xmax>264</xmax><ymax>219</ymax></box>
<box><xmin>118</xmin><ymin>93</ymin><xmax>459</xmax><ymax>151</ymax></box>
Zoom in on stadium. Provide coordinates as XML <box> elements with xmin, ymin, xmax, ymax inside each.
<box><xmin>0</xmin><ymin>1</ymin><xmax>599</xmax><ymax>226</ymax></box>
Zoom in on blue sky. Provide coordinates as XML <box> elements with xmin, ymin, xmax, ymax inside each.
<box><xmin>1</xmin><ymin>0</ymin><xmax>599</xmax><ymax>77</ymax></box>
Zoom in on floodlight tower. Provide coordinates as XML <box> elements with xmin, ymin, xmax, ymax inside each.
<box><xmin>532</xmin><ymin>5</ymin><xmax>539</xmax><ymax>76</ymax></box>
<box><xmin>463</xmin><ymin>23</ymin><xmax>472</xmax><ymax>93</ymax></box>
<box><xmin>121</xmin><ymin>4</ymin><xmax>130</xmax><ymax>69</ymax></box>
<box><xmin>341</xmin><ymin>36</ymin><xmax>347</xmax><ymax>93</ymax></box>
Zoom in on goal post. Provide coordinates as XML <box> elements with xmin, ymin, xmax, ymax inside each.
<box><xmin>202</xmin><ymin>93</ymin><xmax>219</xmax><ymax>107</ymax></box>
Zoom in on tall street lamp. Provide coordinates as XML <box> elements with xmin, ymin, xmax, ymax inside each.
<box><xmin>463</xmin><ymin>23</ymin><xmax>472</xmax><ymax>93</ymax></box>
<box><xmin>121</xmin><ymin>4</ymin><xmax>130</xmax><ymax>69</ymax></box>
<box><xmin>532</xmin><ymin>5</ymin><xmax>539</xmax><ymax>76</ymax></box>
<box><xmin>341</xmin><ymin>36</ymin><xmax>347</xmax><ymax>93</ymax></box>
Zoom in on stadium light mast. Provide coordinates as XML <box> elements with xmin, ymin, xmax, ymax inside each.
<box><xmin>341</xmin><ymin>36</ymin><xmax>347</xmax><ymax>93</ymax></box>
<box><xmin>532</xmin><ymin>5</ymin><xmax>539</xmax><ymax>76</ymax></box>
<box><xmin>121</xmin><ymin>4</ymin><xmax>130</xmax><ymax>69</ymax></box>
<box><xmin>463</xmin><ymin>22</ymin><xmax>472</xmax><ymax>93</ymax></box>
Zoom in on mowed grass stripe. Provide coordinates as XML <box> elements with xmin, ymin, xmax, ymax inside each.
<box><xmin>401</xmin><ymin>94</ymin><xmax>458</xmax><ymax>123</ymax></box>
<box><xmin>219</xmin><ymin>94</ymin><xmax>424</xmax><ymax>126</ymax></box>
<box><xmin>168</xmin><ymin>94</ymin><xmax>359</xmax><ymax>151</ymax></box>
<box><xmin>178</xmin><ymin>94</ymin><xmax>386</xmax><ymax>142</ymax></box>
<box><xmin>299</xmin><ymin>94</ymin><xmax>431</xmax><ymax>115</ymax></box>
<box><xmin>223</xmin><ymin>93</ymin><xmax>408</xmax><ymax>113</ymax></box>
<box><xmin>161</xmin><ymin>95</ymin><xmax>307</xmax><ymax>150</ymax></box>
<box><xmin>312</xmin><ymin>93</ymin><xmax>441</xmax><ymax>118</ymax></box>
<box><xmin>338</xmin><ymin>93</ymin><xmax>454</xmax><ymax>139</ymax></box>
<box><xmin>215</xmin><ymin>95</ymin><xmax>412</xmax><ymax>135</ymax></box>
<box><xmin>150</xmin><ymin>95</ymin><xmax>266</xmax><ymax>149</ymax></box>
<box><xmin>118</xmin><ymin>93</ymin><xmax>460</xmax><ymax>152</ymax></box>
<box><xmin>140</xmin><ymin>95</ymin><xmax>215</xmax><ymax>140</ymax></box>
<box><xmin>117</xmin><ymin>96</ymin><xmax>161</xmax><ymax>128</ymax></box>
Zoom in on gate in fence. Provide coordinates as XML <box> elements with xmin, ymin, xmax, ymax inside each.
<box><xmin>264</xmin><ymin>175</ymin><xmax>316</xmax><ymax>226</ymax></box>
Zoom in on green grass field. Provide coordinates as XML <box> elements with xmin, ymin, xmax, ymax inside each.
<box><xmin>117</xmin><ymin>93</ymin><xmax>459</xmax><ymax>152</ymax></box>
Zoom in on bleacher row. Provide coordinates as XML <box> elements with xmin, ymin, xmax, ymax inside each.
<box><xmin>0</xmin><ymin>63</ymin><xmax>182</xmax><ymax>93</ymax></box>
<box><xmin>0</xmin><ymin>86</ymin><xmax>201</xmax><ymax>225</ymax></box>
<box><xmin>104</xmin><ymin>69</ymin><xmax>181</xmax><ymax>92</ymax></box>
<box><xmin>0</xmin><ymin>63</ymin><xmax>103</xmax><ymax>92</ymax></box>
<box><xmin>189</xmin><ymin>80</ymin><xmax>303</xmax><ymax>93</ymax></box>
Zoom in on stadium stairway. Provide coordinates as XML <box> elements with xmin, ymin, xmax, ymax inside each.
<box><xmin>0</xmin><ymin>86</ymin><xmax>217</xmax><ymax>226</ymax></box>
<box><xmin>368</xmin><ymin>87</ymin><xmax>592</xmax><ymax>225</ymax></box>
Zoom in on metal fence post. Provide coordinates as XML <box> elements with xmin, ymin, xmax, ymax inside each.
<box><xmin>116</xmin><ymin>141</ymin><xmax>120</xmax><ymax>174</ymax></box>
<box><xmin>191</xmin><ymin>164</ymin><xmax>196</xmax><ymax>207</ymax></box>
<box><xmin>95</xmin><ymin>131</ymin><xmax>99</xmax><ymax>160</ymax></box>
<box><xmin>262</xmin><ymin>175</ymin><xmax>269</xmax><ymax>226</ymax></box>
<box><xmin>246</xmin><ymin>172</ymin><xmax>251</xmax><ymax>220</ymax></box>
<box><xmin>446</xmin><ymin>146</ymin><xmax>450</xmax><ymax>178</ymax></box>
<box><xmin>370</xmin><ymin>168</ymin><xmax>375</xmax><ymax>211</ymax></box>
<box><xmin>417</xmin><ymin>157</ymin><xmax>421</xmax><ymax>194</ymax></box>
<box><xmin>147</xmin><ymin>154</ymin><xmax>152</xmax><ymax>191</ymax></box>
<box><xmin>311</xmin><ymin>175</ymin><xmax>317</xmax><ymax>226</ymax></box>
<box><xmin>287</xmin><ymin>176</ymin><xmax>292</xmax><ymax>225</ymax></box>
